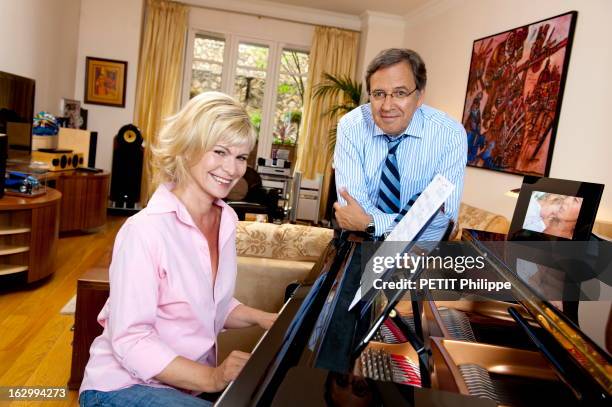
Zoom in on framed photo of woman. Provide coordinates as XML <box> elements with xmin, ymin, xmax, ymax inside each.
<box><xmin>509</xmin><ymin>176</ymin><xmax>604</xmax><ymax>241</ymax></box>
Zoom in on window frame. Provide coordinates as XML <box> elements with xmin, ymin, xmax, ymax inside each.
<box><xmin>183</xmin><ymin>28</ymin><xmax>309</xmax><ymax>160</ymax></box>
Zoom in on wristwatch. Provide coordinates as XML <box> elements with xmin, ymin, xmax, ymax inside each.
<box><xmin>365</xmin><ymin>219</ymin><xmax>376</xmax><ymax>236</ymax></box>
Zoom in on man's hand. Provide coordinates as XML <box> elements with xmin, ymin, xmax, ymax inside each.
<box><xmin>333</xmin><ymin>189</ymin><xmax>372</xmax><ymax>232</ymax></box>
<box><xmin>212</xmin><ymin>350</ymin><xmax>251</xmax><ymax>391</ymax></box>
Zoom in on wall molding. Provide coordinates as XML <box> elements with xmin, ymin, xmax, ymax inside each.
<box><xmin>404</xmin><ymin>0</ymin><xmax>462</xmax><ymax>27</ymax></box>
<box><xmin>360</xmin><ymin>10</ymin><xmax>406</xmax><ymax>24</ymax></box>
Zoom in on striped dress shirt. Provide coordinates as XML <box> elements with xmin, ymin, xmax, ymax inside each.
<box><xmin>334</xmin><ymin>103</ymin><xmax>467</xmax><ymax>240</ymax></box>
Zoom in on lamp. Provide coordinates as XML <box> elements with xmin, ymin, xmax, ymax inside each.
<box><xmin>504</xmin><ymin>188</ymin><xmax>521</xmax><ymax>198</ymax></box>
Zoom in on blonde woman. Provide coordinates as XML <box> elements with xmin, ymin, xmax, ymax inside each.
<box><xmin>79</xmin><ymin>92</ymin><xmax>277</xmax><ymax>406</ymax></box>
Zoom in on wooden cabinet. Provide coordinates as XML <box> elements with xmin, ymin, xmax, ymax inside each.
<box><xmin>45</xmin><ymin>171</ymin><xmax>110</xmax><ymax>233</ymax></box>
<box><xmin>0</xmin><ymin>189</ymin><xmax>61</xmax><ymax>283</ymax></box>
<box><xmin>68</xmin><ymin>267</ymin><xmax>110</xmax><ymax>390</ymax></box>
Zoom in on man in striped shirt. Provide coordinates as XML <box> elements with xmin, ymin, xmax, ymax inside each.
<box><xmin>333</xmin><ymin>48</ymin><xmax>467</xmax><ymax>241</ymax></box>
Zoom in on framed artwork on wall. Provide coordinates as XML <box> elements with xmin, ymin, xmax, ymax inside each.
<box><xmin>462</xmin><ymin>11</ymin><xmax>577</xmax><ymax>176</ymax></box>
<box><xmin>84</xmin><ymin>57</ymin><xmax>127</xmax><ymax>107</ymax></box>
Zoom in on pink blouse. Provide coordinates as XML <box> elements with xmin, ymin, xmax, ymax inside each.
<box><xmin>80</xmin><ymin>183</ymin><xmax>241</xmax><ymax>393</ymax></box>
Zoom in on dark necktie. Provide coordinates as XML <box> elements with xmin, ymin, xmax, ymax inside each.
<box><xmin>377</xmin><ymin>134</ymin><xmax>407</xmax><ymax>214</ymax></box>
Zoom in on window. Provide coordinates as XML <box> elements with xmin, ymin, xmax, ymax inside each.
<box><xmin>185</xmin><ymin>32</ymin><xmax>309</xmax><ymax>163</ymax></box>
<box><xmin>273</xmin><ymin>49</ymin><xmax>309</xmax><ymax>147</ymax></box>
<box><xmin>233</xmin><ymin>43</ymin><xmax>269</xmax><ymax>135</ymax></box>
<box><xmin>190</xmin><ymin>35</ymin><xmax>225</xmax><ymax>97</ymax></box>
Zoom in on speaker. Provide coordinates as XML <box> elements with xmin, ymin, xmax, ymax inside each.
<box><xmin>257</xmin><ymin>157</ymin><xmax>290</xmax><ymax>168</ymax></box>
<box><xmin>0</xmin><ymin>133</ymin><xmax>7</xmax><ymax>198</ymax></box>
<box><xmin>88</xmin><ymin>131</ymin><xmax>98</xmax><ymax>167</ymax></box>
<box><xmin>110</xmin><ymin>124</ymin><xmax>143</xmax><ymax>208</ymax></box>
<box><xmin>31</xmin><ymin>150</ymin><xmax>84</xmax><ymax>171</ymax></box>
<box><xmin>57</xmin><ymin>128</ymin><xmax>98</xmax><ymax>167</ymax></box>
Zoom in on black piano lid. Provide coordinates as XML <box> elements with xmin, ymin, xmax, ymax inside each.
<box><xmin>463</xmin><ymin>229</ymin><xmax>612</xmax><ymax>397</ymax></box>
<box><xmin>215</xmin><ymin>239</ymin><xmax>353</xmax><ymax>407</ymax></box>
<box><xmin>270</xmin><ymin>366</ymin><xmax>497</xmax><ymax>407</ymax></box>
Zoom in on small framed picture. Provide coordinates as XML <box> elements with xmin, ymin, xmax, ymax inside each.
<box><xmin>84</xmin><ymin>57</ymin><xmax>127</xmax><ymax>107</ymax></box>
<box><xmin>60</xmin><ymin>98</ymin><xmax>81</xmax><ymax>129</ymax></box>
<box><xmin>509</xmin><ymin>176</ymin><xmax>604</xmax><ymax>241</ymax></box>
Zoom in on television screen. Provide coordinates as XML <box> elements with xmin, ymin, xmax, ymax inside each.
<box><xmin>0</xmin><ymin>71</ymin><xmax>35</xmax><ymax>157</ymax></box>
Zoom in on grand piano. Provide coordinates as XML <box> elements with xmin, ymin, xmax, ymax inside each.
<box><xmin>215</xmin><ymin>229</ymin><xmax>611</xmax><ymax>406</ymax></box>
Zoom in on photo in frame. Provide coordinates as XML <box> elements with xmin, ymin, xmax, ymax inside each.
<box><xmin>462</xmin><ymin>11</ymin><xmax>577</xmax><ymax>176</ymax></box>
<box><xmin>60</xmin><ymin>98</ymin><xmax>81</xmax><ymax>129</ymax></box>
<box><xmin>508</xmin><ymin>176</ymin><xmax>604</xmax><ymax>241</ymax></box>
<box><xmin>84</xmin><ymin>57</ymin><xmax>127</xmax><ymax>107</ymax></box>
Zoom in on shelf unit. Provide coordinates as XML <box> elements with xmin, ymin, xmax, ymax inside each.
<box><xmin>0</xmin><ymin>264</ymin><xmax>29</xmax><ymax>276</ymax></box>
<box><xmin>0</xmin><ymin>189</ymin><xmax>61</xmax><ymax>283</ymax></box>
<box><xmin>0</xmin><ymin>227</ymin><xmax>31</xmax><ymax>235</ymax></box>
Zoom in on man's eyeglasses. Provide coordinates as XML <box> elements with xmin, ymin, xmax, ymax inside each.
<box><xmin>369</xmin><ymin>88</ymin><xmax>418</xmax><ymax>101</ymax></box>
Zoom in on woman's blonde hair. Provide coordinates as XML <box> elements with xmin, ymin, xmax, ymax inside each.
<box><xmin>151</xmin><ymin>91</ymin><xmax>257</xmax><ymax>186</ymax></box>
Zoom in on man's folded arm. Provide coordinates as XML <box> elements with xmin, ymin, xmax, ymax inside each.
<box><xmin>334</xmin><ymin>119</ymin><xmax>396</xmax><ymax>234</ymax></box>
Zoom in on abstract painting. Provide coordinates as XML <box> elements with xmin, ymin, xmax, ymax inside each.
<box><xmin>462</xmin><ymin>11</ymin><xmax>577</xmax><ymax>176</ymax></box>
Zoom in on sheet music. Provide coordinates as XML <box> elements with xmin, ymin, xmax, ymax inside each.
<box><xmin>348</xmin><ymin>174</ymin><xmax>455</xmax><ymax>310</ymax></box>
<box><xmin>385</xmin><ymin>174</ymin><xmax>454</xmax><ymax>242</ymax></box>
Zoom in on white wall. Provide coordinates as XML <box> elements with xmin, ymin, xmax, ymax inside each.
<box><xmin>73</xmin><ymin>0</ymin><xmax>144</xmax><ymax>171</ymax></box>
<box><xmin>0</xmin><ymin>0</ymin><xmax>80</xmax><ymax>114</ymax></box>
<box><xmin>356</xmin><ymin>11</ymin><xmax>406</xmax><ymax>84</ymax></box>
<box><xmin>403</xmin><ymin>0</ymin><xmax>612</xmax><ymax>223</ymax></box>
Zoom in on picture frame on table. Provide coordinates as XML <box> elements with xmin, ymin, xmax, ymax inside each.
<box><xmin>508</xmin><ymin>176</ymin><xmax>604</xmax><ymax>241</ymax></box>
<box><xmin>60</xmin><ymin>98</ymin><xmax>81</xmax><ymax>129</ymax></box>
<box><xmin>84</xmin><ymin>57</ymin><xmax>127</xmax><ymax>108</ymax></box>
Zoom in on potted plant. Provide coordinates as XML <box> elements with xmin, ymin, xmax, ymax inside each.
<box><xmin>312</xmin><ymin>72</ymin><xmax>362</xmax><ymax>154</ymax></box>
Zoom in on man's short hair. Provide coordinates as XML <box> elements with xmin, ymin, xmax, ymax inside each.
<box><xmin>365</xmin><ymin>48</ymin><xmax>427</xmax><ymax>93</ymax></box>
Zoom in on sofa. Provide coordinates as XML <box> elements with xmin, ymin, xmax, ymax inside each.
<box><xmin>453</xmin><ymin>202</ymin><xmax>511</xmax><ymax>239</ymax></box>
<box><xmin>217</xmin><ymin>221</ymin><xmax>333</xmax><ymax>361</ymax></box>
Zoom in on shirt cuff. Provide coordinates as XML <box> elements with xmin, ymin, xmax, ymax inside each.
<box><xmin>371</xmin><ymin>212</ymin><xmax>395</xmax><ymax>237</ymax></box>
<box><xmin>418</xmin><ymin>211</ymin><xmax>451</xmax><ymax>241</ymax></box>
<box><xmin>120</xmin><ymin>336</ymin><xmax>179</xmax><ymax>382</ymax></box>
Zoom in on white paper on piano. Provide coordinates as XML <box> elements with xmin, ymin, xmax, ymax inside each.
<box><xmin>348</xmin><ymin>174</ymin><xmax>455</xmax><ymax>311</ymax></box>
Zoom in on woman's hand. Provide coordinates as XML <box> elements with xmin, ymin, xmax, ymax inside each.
<box><xmin>224</xmin><ymin>304</ymin><xmax>278</xmax><ymax>330</ymax></box>
<box><xmin>257</xmin><ymin>311</ymin><xmax>278</xmax><ymax>330</ymax></box>
<box><xmin>212</xmin><ymin>350</ymin><xmax>251</xmax><ymax>391</ymax></box>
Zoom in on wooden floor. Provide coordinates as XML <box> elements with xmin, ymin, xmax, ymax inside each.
<box><xmin>0</xmin><ymin>216</ymin><xmax>126</xmax><ymax>407</ymax></box>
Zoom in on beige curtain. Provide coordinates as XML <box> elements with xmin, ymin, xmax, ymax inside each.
<box><xmin>294</xmin><ymin>26</ymin><xmax>360</xmax><ymax>220</ymax></box>
<box><xmin>134</xmin><ymin>0</ymin><xmax>188</xmax><ymax>203</ymax></box>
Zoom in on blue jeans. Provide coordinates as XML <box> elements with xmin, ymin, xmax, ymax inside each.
<box><xmin>80</xmin><ymin>385</ymin><xmax>213</xmax><ymax>407</ymax></box>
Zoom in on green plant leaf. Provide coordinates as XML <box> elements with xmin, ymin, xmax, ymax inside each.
<box><xmin>312</xmin><ymin>72</ymin><xmax>363</xmax><ymax>157</ymax></box>
<box><xmin>328</xmin><ymin>127</ymin><xmax>337</xmax><ymax>156</ymax></box>
<box><xmin>313</xmin><ymin>73</ymin><xmax>362</xmax><ymax>105</ymax></box>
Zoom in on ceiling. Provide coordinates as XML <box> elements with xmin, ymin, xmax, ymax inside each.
<box><xmin>267</xmin><ymin>0</ymin><xmax>431</xmax><ymax>16</ymax></box>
